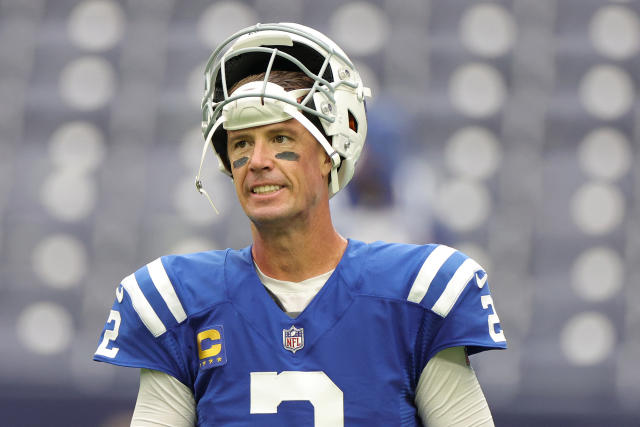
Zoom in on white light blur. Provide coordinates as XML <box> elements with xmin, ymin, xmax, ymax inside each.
<box><xmin>561</xmin><ymin>311</ymin><xmax>616</xmax><ymax>366</ymax></box>
<box><xmin>460</xmin><ymin>3</ymin><xmax>516</xmax><ymax>57</ymax></box>
<box><xmin>41</xmin><ymin>170</ymin><xmax>97</xmax><ymax>222</ymax></box>
<box><xmin>329</xmin><ymin>1</ymin><xmax>390</xmax><ymax>56</ymax></box>
<box><xmin>578</xmin><ymin>127</ymin><xmax>632</xmax><ymax>181</ymax></box>
<box><xmin>197</xmin><ymin>2</ymin><xmax>258</xmax><ymax>48</ymax></box>
<box><xmin>445</xmin><ymin>126</ymin><xmax>502</xmax><ymax>180</ymax></box>
<box><xmin>59</xmin><ymin>56</ymin><xmax>116</xmax><ymax>110</ymax></box>
<box><xmin>32</xmin><ymin>233</ymin><xmax>88</xmax><ymax>289</ymax></box>
<box><xmin>17</xmin><ymin>302</ymin><xmax>74</xmax><ymax>355</ymax></box>
<box><xmin>68</xmin><ymin>0</ymin><xmax>125</xmax><ymax>51</ymax></box>
<box><xmin>579</xmin><ymin>65</ymin><xmax>634</xmax><ymax>120</ymax></box>
<box><xmin>449</xmin><ymin>63</ymin><xmax>506</xmax><ymax>118</ymax></box>
<box><xmin>571</xmin><ymin>246</ymin><xmax>624</xmax><ymax>302</ymax></box>
<box><xmin>435</xmin><ymin>179</ymin><xmax>491</xmax><ymax>232</ymax></box>
<box><xmin>571</xmin><ymin>182</ymin><xmax>625</xmax><ymax>235</ymax></box>
<box><xmin>49</xmin><ymin>121</ymin><xmax>105</xmax><ymax>173</ymax></box>
<box><xmin>589</xmin><ymin>5</ymin><xmax>639</xmax><ymax>60</ymax></box>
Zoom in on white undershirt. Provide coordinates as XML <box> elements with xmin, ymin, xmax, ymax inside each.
<box><xmin>130</xmin><ymin>268</ymin><xmax>494</xmax><ymax>426</ymax></box>
<box><xmin>254</xmin><ymin>262</ymin><xmax>334</xmax><ymax>318</ymax></box>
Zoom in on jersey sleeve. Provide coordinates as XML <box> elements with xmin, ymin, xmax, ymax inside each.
<box><xmin>407</xmin><ymin>244</ymin><xmax>507</xmax><ymax>360</ymax></box>
<box><xmin>93</xmin><ymin>256</ymin><xmax>191</xmax><ymax>385</ymax></box>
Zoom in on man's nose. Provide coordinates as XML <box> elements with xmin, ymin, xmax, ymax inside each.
<box><xmin>248</xmin><ymin>140</ymin><xmax>273</xmax><ymax>171</ymax></box>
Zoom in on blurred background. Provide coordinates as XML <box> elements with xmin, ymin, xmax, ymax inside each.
<box><xmin>0</xmin><ymin>0</ymin><xmax>638</xmax><ymax>425</ymax></box>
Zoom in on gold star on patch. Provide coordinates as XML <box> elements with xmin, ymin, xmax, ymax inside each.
<box><xmin>217</xmin><ymin>357</ymin><xmax>222</xmax><ymax>362</ymax></box>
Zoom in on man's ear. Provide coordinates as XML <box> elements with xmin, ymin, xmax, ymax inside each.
<box><xmin>320</xmin><ymin>151</ymin><xmax>333</xmax><ymax>177</ymax></box>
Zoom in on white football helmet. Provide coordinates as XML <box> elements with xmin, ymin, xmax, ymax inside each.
<box><xmin>198</xmin><ymin>22</ymin><xmax>371</xmax><ymax>200</ymax></box>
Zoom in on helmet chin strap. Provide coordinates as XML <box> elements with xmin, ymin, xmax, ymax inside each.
<box><xmin>195</xmin><ymin>116</ymin><xmax>225</xmax><ymax>215</ymax></box>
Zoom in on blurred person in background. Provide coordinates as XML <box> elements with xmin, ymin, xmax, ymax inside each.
<box><xmin>93</xmin><ymin>22</ymin><xmax>506</xmax><ymax>426</ymax></box>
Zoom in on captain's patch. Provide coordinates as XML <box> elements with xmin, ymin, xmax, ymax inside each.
<box><xmin>197</xmin><ymin>325</ymin><xmax>227</xmax><ymax>369</ymax></box>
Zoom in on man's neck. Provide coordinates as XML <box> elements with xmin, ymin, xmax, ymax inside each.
<box><xmin>250</xmin><ymin>215</ymin><xmax>347</xmax><ymax>282</ymax></box>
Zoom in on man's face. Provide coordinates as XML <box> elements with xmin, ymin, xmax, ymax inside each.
<box><xmin>226</xmin><ymin>118</ymin><xmax>331</xmax><ymax>226</ymax></box>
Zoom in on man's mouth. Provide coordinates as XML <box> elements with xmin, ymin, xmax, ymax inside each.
<box><xmin>251</xmin><ymin>185</ymin><xmax>282</xmax><ymax>194</ymax></box>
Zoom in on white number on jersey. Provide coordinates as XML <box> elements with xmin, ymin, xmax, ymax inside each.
<box><xmin>95</xmin><ymin>310</ymin><xmax>121</xmax><ymax>358</ymax></box>
<box><xmin>481</xmin><ymin>295</ymin><xmax>506</xmax><ymax>343</ymax></box>
<box><xmin>250</xmin><ymin>371</ymin><xmax>344</xmax><ymax>426</ymax></box>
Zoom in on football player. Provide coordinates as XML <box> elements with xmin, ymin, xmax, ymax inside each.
<box><xmin>94</xmin><ymin>22</ymin><xmax>507</xmax><ymax>426</ymax></box>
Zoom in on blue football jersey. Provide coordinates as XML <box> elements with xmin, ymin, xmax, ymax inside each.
<box><xmin>94</xmin><ymin>239</ymin><xmax>506</xmax><ymax>426</ymax></box>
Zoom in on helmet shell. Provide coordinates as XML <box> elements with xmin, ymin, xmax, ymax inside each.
<box><xmin>201</xmin><ymin>22</ymin><xmax>370</xmax><ymax>197</ymax></box>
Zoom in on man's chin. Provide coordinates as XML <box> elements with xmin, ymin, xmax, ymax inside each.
<box><xmin>247</xmin><ymin>208</ymin><xmax>294</xmax><ymax>227</ymax></box>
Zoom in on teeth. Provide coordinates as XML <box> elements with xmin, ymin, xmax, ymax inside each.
<box><xmin>252</xmin><ymin>185</ymin><xmax>281</xmax><ymax>194</ymax></box>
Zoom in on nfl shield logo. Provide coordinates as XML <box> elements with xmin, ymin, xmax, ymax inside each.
<box><xmin>283</xmin><ymin>325</ymin><xmax>304</xmax><ymax>353</ymax></box>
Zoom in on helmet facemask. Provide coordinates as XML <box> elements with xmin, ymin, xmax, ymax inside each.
<box><xmin>197</xmin><ymin>23</ymin><xmax>371</xmax><ymax>211</ymax></box>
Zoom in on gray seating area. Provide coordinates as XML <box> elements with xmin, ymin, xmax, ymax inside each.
<box><xmin>0</xmin><ymin>0</ymin><xmax>638</xmax><ymax>425</ymax></box>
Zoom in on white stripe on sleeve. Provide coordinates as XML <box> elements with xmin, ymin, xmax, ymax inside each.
<box><xmin>431</xmin><ymin>258</ymin><xmax>482</xmax><ymax>317</ymax></box>
<box><xmin>148</xmin><ymin>258</ymin><xmax>188</xmax><ymax>323</ymax></box>
<box><xmin>121</xmin><ymin>273</ymin><xmax>167</xmax><ymax>338</ymax></box>
<box><xmin>407</xmin><ymin>245</ymin><xmax>456</xmax><ymax>304</ymax></box>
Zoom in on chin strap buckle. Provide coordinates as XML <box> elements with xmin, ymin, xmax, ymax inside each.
<box><xmin>195</xmin><ymin>176</ymin><xmax>220</xmax><ymax>215</ymax></box>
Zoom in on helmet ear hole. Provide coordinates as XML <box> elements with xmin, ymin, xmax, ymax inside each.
<box><xmin>348</xmin><ymin>110</ymin><xmax>358</xmax><ymax>132</ymax></box>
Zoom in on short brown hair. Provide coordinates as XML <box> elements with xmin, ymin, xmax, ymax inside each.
<box><xmin>230</xmin><ymin>70</ymin><xmax>314</xmax><ymax>94</ymax></box>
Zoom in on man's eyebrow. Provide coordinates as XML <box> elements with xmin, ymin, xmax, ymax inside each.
<box><xmin>227</xmin><ymin>131</ymin><xmax>252</xmax><ymax>141</ymax></box>
<box><xmin>265</xmin><ymin>124</ymin><xmax>300</xmax><ymax>136</ymax></box>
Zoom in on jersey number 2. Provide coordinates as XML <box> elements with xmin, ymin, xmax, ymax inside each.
<box><xmin>481</xmin><ymin>295</ymin><xmax>506</xmax><ymax>343</ymax></box>
<box><xmin>95</xmin><ymin>310</ymin><xmax>121</xmax><ymax>358</ymax></box>
<box><xmin>250</xmin><ymin>371</ymin><xmax>343</xmax><ymax>426</ymax></box>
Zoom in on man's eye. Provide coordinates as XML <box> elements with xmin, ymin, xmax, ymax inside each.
<box><xmin>274</xmin><ymin>135</ymin><xmax>288</xmax><ymax>144</ymax></box>
<box><xmin>233</xmin><ymin>140</ymin><xmax>247</xmax><ymax>149</ymax></box>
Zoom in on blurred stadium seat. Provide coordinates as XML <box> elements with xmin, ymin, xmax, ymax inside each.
<box><xmin>0</xmin><ymin>0</ymin><xmax>638</xmax><ymax>425</ymax></box>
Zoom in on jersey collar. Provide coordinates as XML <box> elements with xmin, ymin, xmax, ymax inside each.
<box><xmin>225</xmin><ymin>239</ymin><xmax>365</xmax><ymax>356</ymax></box>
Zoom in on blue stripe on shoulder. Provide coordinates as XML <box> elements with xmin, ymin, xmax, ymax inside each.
<box><xmin>421</xmin><ymin>249</ymin><xmax>468</xmax><ymax>309</ymax></box>
<box><xmin>133</xmin><ymin>267</ymin><xmax>177</xmax><ymax>332</ymax></box>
